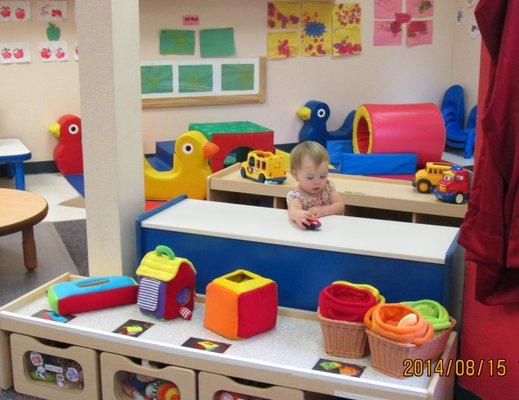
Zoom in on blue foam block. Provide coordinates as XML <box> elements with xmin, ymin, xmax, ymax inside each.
<box><xmin>64</xmin><ymin>173</ymin><xmax>85</xmax><ymax>197</ymax></box>
<box><xmin>327</xmin><ymin>140</ymin><xmax>353</xmax><ymax>168</ymax></box>
<box><xmin>339</xmin><ymin>153</ymin><xmax>417</xmax><ymax>175</ymax></box>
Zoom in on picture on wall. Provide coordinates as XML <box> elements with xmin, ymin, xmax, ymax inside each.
<box><xmin>38</xmin><ymin>41</ymin><xmax>68</xmax><ymax>62</ymax></box>
<box><xmin>407</xmin><ymin>0</ymin><xmax>434</xmax><ymax>18</ymax></box>
<box><xmin>267</xmin><ymin>31</ymin><xmax>299</xmax><ymax>59</ymax></box>
<box><xmin>332</xmin><ymin>3</ymin><xmax>362</xmax><ymax>56</ymax></box>
<box><xmin>200</xmin><ymin>28</ymin><xmax>236</xmax><ymax>58</ymax></box>
<box><xmin>300</xmin><ymin>1</ymin><xmax>333</xmax><ymax>57</ymax></box>
<box><xmin>407</xmin><ymin>20</ymin><xmax>433</xmax><ymax>45</ymax></box>
<box><xmin>374</xmin><ymin>20</ymin><xmax>403</xmax><ymax>46</ymax></box>
<box><xmin>159</xmin><ymin>29</ymin><xmax>195</xmax><ymax>55</ymax></box>
<box><xmin>267</xmin><ymin>1</ymin><xmax>301</xmax><ymax>29</ymax></box>
<box><xmin>37</xmin><ymin>1</ymin><xmax>66</xmax><ymax>21</ymax></box>
<box><xmin>374</xmin><ymin>0</ymin><xmax>402</xmax><ymax>19</ymax></box>
<box><xmin>0</xmin><ymin>1</ymin><xmax>30</xmax><ymax>21</ymax></box>
<box><xmin>0</xmin><ymin>42</ymin><xmax>30</xmax><ymax>63</ymax></box>
<box><xmin>140</xmin><ymin>57</ymin><xmax>265</xmax><ymax>108</ymax></box>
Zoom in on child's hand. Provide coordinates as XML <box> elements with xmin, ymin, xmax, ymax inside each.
<box><xmin>293</xmin><ymin>209</ymin><xmax>315</xmax><ymax>230</ymax></box>
<box><xmin>307</xmin><ymin>207</ymin><xmax>322</xmax><ymax>219</ymax></box>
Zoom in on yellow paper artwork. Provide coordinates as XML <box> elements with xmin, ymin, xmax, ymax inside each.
<box><xmin>267</xmin><ymin>2</ymin><xmax>301</xmax><ymax>29</ymax></box>
<box><xmin>332</xmin><ymin>3</ymin><xmax>362</xmax><ymax>56</ymax></box>
<box><xmin>267</xmin><ymin>31</ymin><xmax>299</xmax><ymax>59</ymax></box>
<box><xmin>300</xmin><ymin>2</ymin><xmax>333</xmax><ymax>57</ymax></box>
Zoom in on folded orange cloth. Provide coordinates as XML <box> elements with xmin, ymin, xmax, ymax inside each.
<box><xmin>364</xmin><ymin>303</ymin><xmax>434</xmax><ymax>345</ymax></box>
<box><xmin>319</xmin><ymin>283</ymin><xmax>377</xmax><ymax>322</ymax></box>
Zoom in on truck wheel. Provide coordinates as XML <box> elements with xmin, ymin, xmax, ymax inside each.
<box><xmin>416</xmin><ymin>179</ymin><xmax>431</xmax><ymax>194</ymax></box>
<box><xmin>258</xmin><ymin>174</ymin><xmax>266</xmax><ymax>183</ymax></box>
<box><xmin>455</xmin><ymin>193</ymin><xmax>465</xmax><ymax>204</ymax></box>
<box><xmin>240</xmin><ymin>167</ymin><xmax>247</xmax><ymax>178</ymax></box>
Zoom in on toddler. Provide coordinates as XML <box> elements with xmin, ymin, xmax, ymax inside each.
<box><xmin>287</xmin><ymin>141</ymin><xmax>345</xmax><ymax>229</ymax></box>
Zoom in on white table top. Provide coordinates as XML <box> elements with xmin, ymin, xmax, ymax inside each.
<box><xmin>0</xmin><ymin>138</ymin><xmax>30</xmax><ymax>158</ymax></box>
<box><xmin>142</xmin><ymin>199</ymin><xmax>459</xmax><ymax>265</ymax></box>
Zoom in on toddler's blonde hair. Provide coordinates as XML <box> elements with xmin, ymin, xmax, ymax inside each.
<box><xmin>290</xmin><ymin>141</ymin><xmax>329</xmax><ymax>170</ymax></box>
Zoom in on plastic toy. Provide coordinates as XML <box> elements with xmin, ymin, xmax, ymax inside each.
<box><xmin>440</xmin><ymin>85</ymin><xmax>465</xmax><ymax>131</ymax></box>
<box><xmin>304</xmin><ymin>218</ymin><xmax>321</xmax><ymax>230</ymax></box>
<box><xmin>47</xmin><ymin>276</ymin><xmax>138</xmax><ymax>315</ymax></box>
<box><xmin>27</xmin><ymin>352</ymin><xmax>84</xmax><ymax>389</ymax></box>
<box><xmin>136</xmin><ymin>245</ymin><xmax>196</xmax><ymax>320</ymax></box>
<box><xmin>240</xmin><ymin>150</ymin><xmax>286</xmax><ymax>183</ymax></box>
<box><xmin>145</xmin><ymin>380</ymin><xmax>180</xmax><ymax>400</ymax></box>
<box><xmin>433</xmin><ymin>165</ymin><xmax>471</xmax><ymax>204</ymax></box>
<box><xmin>144</xmin><ymin>130</ymin><xmax>219</xmax><ymax>201</ymax></box>
<box><xmin>339</xmin><ymin>153</ymin><xmax>417</xmax><ymax>175</ymax></box>
<box><xmin>204</xmin><ymin>269</ymin><xmax>278</xmax><ymax>339</ymax></box>
<box><xmin>445</xmin><ymin>105</ymin><xmax>477</xmax><ymax>159</ymax></box>
<box><xmin>48</xmin><ymin>114</ymin><xmax>83</xmax><ymax>175</ymax></box>
<box><xmin>189</xmin><ymin>121</ymin><xmax>275</xmax><ymax>172</ymax></box>
<box><xmin>412</xmin><ymin>162</ymin><xmax>454</xmax><ymax>194</ymax></box>
<box><xmin>296</xmin><ymin>100</ymin><xmax>355</xmax><ymax>146</ymax></box>
<box><xmin>352</xmin><ymin>103</ymin><xmax>445</xmax><ymax>168</ymax></box>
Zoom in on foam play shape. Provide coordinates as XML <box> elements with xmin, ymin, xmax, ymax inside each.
<box><xmin>188</xmin><ymin>121</ymin><xmax>274</xmax><ymax>172</ymax></box>
<box><xmin>352</xmin><ymin>104</ymin><xmax>445</xmax><ymax>168</ymax></box>
<box><xmin>339</xmin><ymin>153</ymin><xmax>417</xmax><ymax>175</ymax></box>
<box><xmin>144</xmin><ymin>130</ymin><xmax>219</xmax><ymax>201</ymax></box>
<box><xmin>49</xmin><ymin>114</ymin><xmax>83</xmax><ymax>175</ymax></box>
<box><xmin>47</xmin><ymin>276</ymin><xmax>138</xmax><ymax>315</ymax></box>
<box><xmin>136</xmin><ymin>245</ymin><xmax>196</xmax><ymax>320</ymax></box>
<box><xmin>204</xmin><ymin>269</ymin><xmax>278</xmax><ymax>339</ymax></box>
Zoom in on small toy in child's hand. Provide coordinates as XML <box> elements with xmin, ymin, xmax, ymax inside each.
<box><xmin>304</xmin><ymin>218</ymin><xmax>321</xmax><ymax>230</ymax></box>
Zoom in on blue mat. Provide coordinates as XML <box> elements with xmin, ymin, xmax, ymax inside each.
<box><xmin>339</xmin><ymin>153</ymin><xmax>417</xmax><ymax>175</ymax></box>
<box><xmin>64</xmin><ymin>173</ymin><xmax>85</xmax><ymax>197</ymax></box>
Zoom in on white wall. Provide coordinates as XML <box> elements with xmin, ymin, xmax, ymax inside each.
<box><xmin>1</xmin><ymin>0</ymin><xmax>479</xmax><ymax>162</ymax></box>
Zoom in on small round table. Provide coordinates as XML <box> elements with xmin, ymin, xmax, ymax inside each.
<box><xmin>0</xmin><ymin>189</ymin><xmax>48</xmax><ymax>270</ymax></box>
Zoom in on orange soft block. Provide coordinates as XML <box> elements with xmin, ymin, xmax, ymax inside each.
<box><xmin>204</xmin><ymin>269</ymin><xmax>278</xmax><ymax>339</ymax></box>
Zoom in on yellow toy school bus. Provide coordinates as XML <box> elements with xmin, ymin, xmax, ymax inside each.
<box><xmin>412</xmin><ymin>162</ymin><xmax>453</xmax><ymax>194</ymax></box>
<box><xmin>240</xmin><ymin>150</ymin><xmax>287</xmax><ymax>183</ymax></box>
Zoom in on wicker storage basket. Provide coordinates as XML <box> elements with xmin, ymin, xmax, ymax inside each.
<box><xmin>367</xmin><ymin>317</ymin><xmax>456</xmax><ymax>378</ymax></box>
<box><xmin>317</xmin><ymin>308</ymin><xmax>368</xmax><ymax>359</ymax></box>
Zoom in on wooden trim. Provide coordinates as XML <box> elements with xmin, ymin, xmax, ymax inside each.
<box><xmin>142</xmin><ymin>58</ymin><xmax>266</xmax><ymax>109</ymax></box>
<box><xmin>0</xmin><ymin>330</ymin><xmax>12</xmax><ymax>390</ymax></box>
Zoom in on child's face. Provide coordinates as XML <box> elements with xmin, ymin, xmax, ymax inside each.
<box><xmin>292</xmin><ymin>157</ymin><xmax>329</xmax><ymax>195</ymax></box>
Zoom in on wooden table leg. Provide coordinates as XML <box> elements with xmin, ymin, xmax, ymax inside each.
<box><xmin>22</xmin><ymin>226</ymin><xmax>37</xmax><ymax>270</ymax></box>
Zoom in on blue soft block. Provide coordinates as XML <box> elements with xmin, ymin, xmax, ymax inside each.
<box><xmin>64</xmin><ymin>173</ymin><xmax>85</xmax><ymax>197</ymax></box>
<box><xmin>327</xmin><ymin>140</ymin><xmax>353</xmax><ymax>168</ymax></box>
<box><xmin>339</xmin><ymin>153</ymin><xmax>417</xmax><ymax>175</ymax></box>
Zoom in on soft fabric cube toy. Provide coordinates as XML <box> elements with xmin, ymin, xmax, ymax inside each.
<box><xmin>136</xmin><ymin>245</ymin><xmax>196</xmax><ymax>320</ymax></box>
<box><xmin>204</xmin><ymin>269</ymin><xmax>278</xmax><ymax>339</ymax></box>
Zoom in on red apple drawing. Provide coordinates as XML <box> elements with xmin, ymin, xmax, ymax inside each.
<box><xmin>15</xmin><ymin>7</ymin><xmax>25</xmax><ymax>20</ymax></box>
<box><xmin>1</xmin><ymin>6</ymin><xmax>11</xmax><ymax>18</ymax></box>
<box><xmin>13</xmin><ymin>49</ymin><xmax>24</xmax><ymax>59</ymax></box>
<box><xmin>55</xmin><ymin>48</ymin><xmax>65</xmax><ymax>59</ymax></box>
<box><xmin>40</xmin><ymin>48</ymin><xmax>52</xmax><ymax>59</ymax></box>
<box><xmin>1</xmin><ymin>48</ymin><xmax>12</xmax><ymax>59</ymax></box>
<box><xmin>51</xmin><ymin>9</ymin><xmax>62</xmax><ymax>17</ymax></box>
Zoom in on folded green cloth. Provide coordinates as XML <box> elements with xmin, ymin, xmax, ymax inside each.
<box><xmin>401</xmin><ymin>299</ymin><xmax>451</xmax><ymax>331</ymax></box>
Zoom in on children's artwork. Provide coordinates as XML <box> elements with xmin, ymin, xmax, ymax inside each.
<box><xmin>37</xmin><ymin>1</ymin><xmax>66</xmax><ymax>21</ymax></box>
<box><xmin>0</xmin><ymin>1</ymin><xmax>30</xmax><ymax>21</ymax></box>
<box><xmin>38</xmin><ymin>41</ymin><xmax>68</xmax><ymax>61</ymax></box>
<box><xmin>221</xmin><ymin>63</ymin><xmax>254</xmax><ymax>91</ymax></box>
<box><xmin>200</xmin><ymin>28</ymin><xmax>236</xmax><ymax>58</ymax></box>
<box><xmin>0</xmin><ymin>42</ymin><xmax>30</xmax><ymax>63</ymax></box>
<box><xmin>181</xmin><ymin>337</ymin><xmax>231</xmax><ymax>353</ymax></box>
<box><xmin>31</xmin><ymin>309</ymin><xmax>75</xmax><ymax>323</ymax></box>
<box><xmin>141</xmin><ymin>64</ymin><xmax>173</xmax><ymax>94</ymax></box>
<box><xmin>373</xmin><ymin>21</ymin><xmax>402</xmax><ymax>46</ymax></box>
<box><xmin>374</xmin><ymin>0</ymin><xmax>402</xmax><ymax>19</ymax></box>
<box><xmin>46</xmin><ymin>22</ymin><xmax>61</xmax><ymax>41</ymax></box>
<box><xmin>332</xmin><ymin>3</ymin><xmax>362</xmax><ymax>57</ymax></box>
<box><xmin>469</xmin><ymin>20</ymin><xmax>480</xmax><ymax>39</ymax></box>
<box><xmin>267</xmin><ymin>1</ymin><xmax>300</xmax><ymax>29</ymax></box>
<box><xmin>313</xmin><ymin>358</ymin><xmax>365</xmax><ymax>377</ymax></box>
<box><xmin>300</xmin><ymin>1</ymin><xmax>333</xmax><ymax>57</ymax></box>
<box><xmin>159</xmin><ymin>29</ymin><xmax>195</xmax><ymax>55</ymax></box>
<box><xmin>456</xmin><ymin>7</ymin><xmax>465</xmax><ymax>26</ymax></box>
<box><xmin>267</xmin><ymin>31</ymin><xmax>299</xmax><ymax>59</ymax></box>
<box><xmin>182</xmin><ymin>14</ymin><xmax>199</xmax><ymax>26</ymax></box>
<box><xmin>178</xmin><ymin>64</ymin><xmax>213</xmax><ymax>93</ymax></box>
<box><xmin>407</xmin><ymin>20</ymin><xmax>433</xmax><ymax>46</ymax></box>
<box><xmin>407</xmin><ymin>0</ymin><xmax>434</xmax><ymax>18</ymax></box>
<box><xmin>113</xmin><ymin>319</ymin><xmax>154</xmax><ymax>337</ymax></box>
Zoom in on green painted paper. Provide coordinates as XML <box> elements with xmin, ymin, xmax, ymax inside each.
<box><xmin>141</xmin><ymin>65</ymin><xmax>173</xmax><ymax>94</ymax></box>
<box><xmin>200</xmin><ymin>28</ymin><xmax>236</xmax><ymax>58</ymax></box>
<box><xmin>179</xmin><ymin>65</ymin><xmax>213</xmax><ymax>93</ymax></box>
<box><xmin>221</xmin><ymin>64</ymin><xmax>254</xmax><ymax>91</ymax></box>
<box><xmin>160</xmin><ymin>30</ymin><xmax>195</xmax><ymax>55</ymax></box>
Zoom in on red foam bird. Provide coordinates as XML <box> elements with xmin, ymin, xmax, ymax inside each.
<box><xmin>49</xmin><ymin>114</ymin><xmax>83</xmax><ymax>175</ymax></box>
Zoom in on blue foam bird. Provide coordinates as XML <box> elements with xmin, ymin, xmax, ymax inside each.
<box><xmin>296</xmin><ymin>100</ymin><xmax>355</xmax><ymax>147</ymax></box>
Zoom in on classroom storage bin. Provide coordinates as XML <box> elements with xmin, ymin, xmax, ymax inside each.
<box><xmin>100</xmin><ymin>352</ymin><xmax>196</xmax><ymax>400</ymax></box>
<box><xmin>367</xmin><ymin>317</ymin><xmax>456</xmax><ymax>379</ymax></box>
<box><xmin>198</xmin><ymin>372</ymin><xmax>304</xmax><ymax>400</ymax></box>
<box><xmin>10</xmin><ymin>333</ymin><xmax>100</xmax><ymax>400</ymax></box>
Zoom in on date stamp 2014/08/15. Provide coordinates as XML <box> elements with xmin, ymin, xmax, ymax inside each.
<box><xmin>402</xmin><ymin>359</ymin><xmax>508</xmax><ymax>378</ymax></box>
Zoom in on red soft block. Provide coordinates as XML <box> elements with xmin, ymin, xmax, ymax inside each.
<box><xmin>57</xmin><ymin>285</ymin><xmax>138</xmax><ymax>315</ymax></box>
<box><xmin>237</xmin><ymin>282</ymin><xmax>278</xmax><ymax>338</ymax></box>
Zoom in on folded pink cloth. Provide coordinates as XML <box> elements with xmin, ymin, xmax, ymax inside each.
<box><xmin>319</xmin><ymin>283</ymin><xmax>377</xmax><ymax>322</ymax></box>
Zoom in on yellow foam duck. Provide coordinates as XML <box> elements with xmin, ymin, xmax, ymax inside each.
<box><xmin>144</xmin><ymin>130</ymin><xmax>219</xmax><ymax>201</ymax></box>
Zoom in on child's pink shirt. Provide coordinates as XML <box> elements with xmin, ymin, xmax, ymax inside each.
<box><xmin>286</xmin><ymin>181</ymin><xmax>336</xmax><ymax>210</ymax></box>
